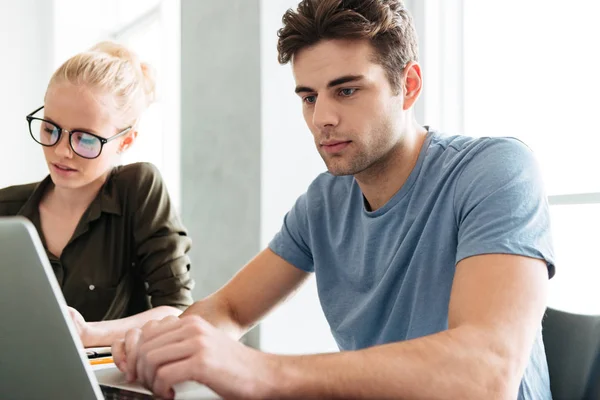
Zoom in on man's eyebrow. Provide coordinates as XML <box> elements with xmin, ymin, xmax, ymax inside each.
<box><xmin>294</xmin><ymin>74</ymin><xmax>365</xmax><ymax>94</ymax></box>
<box><xmin>295</xmin><ymin>85</ymin><xmax>314</xmax><ymax>94</ymax></box>
<box><xmin>327</xmin><ymin>75</ymin><xmax>364</xmax><ymax>88</ymax></box>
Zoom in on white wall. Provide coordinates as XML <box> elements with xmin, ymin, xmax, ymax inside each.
<box><xmin>1</xmin><ymin>0</ymin><xmax>55</xmax><ymax>188</ymax></box>
<box><xmin>52</xmin><ymin>0</ymin><xmax>114</xmax><ymax>68</ymax></box>
<box><xmin>259</xmin><ymin>0</ymin><xmax>339</xmax><ymax>354</ymax></box>
<box><xmin>52</xmin><ymin>0</ymin><xmax>181</xmax><ymax>208</ymax></box>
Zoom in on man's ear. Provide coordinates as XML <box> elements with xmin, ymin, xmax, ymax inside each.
<box><xmin>119</xmin><ymin>130</ymin><xmax>138</xmax><ymax>153</ymax></box>
<box><xmin>402</xmin><ymin>61</ymin><xmax>423</xmax><ymax>111</ymax></box>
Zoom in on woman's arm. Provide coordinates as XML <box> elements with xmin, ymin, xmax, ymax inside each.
<box><xmin>130</xmin><ymin>163</ymin><xmax>194</xmax><ymax>312</ymax></box>
<box><xmin>70</xmin><ymin>306</ymin><xmax>183</xmax><ymax>347</ymax></box>
<box><xmin>73</xmin><ymin>163</ymin><xmax>194</xmax><ymax>347</ymax></box>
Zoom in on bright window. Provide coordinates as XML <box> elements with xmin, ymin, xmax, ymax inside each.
<box><xmin>463</xmin><ymin>1</ymin><xmax>600</xmax><ymax>313</ymax></box>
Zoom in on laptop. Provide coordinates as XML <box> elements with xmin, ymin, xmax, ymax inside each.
<box><xmin>0</xmin><ymin>216</ymin><xmax>217</xmax><ymax>399</ymax></box>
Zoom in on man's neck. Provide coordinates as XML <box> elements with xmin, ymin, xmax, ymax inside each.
<box><xmin>355</xmin><ymin>125</ymin><xmax>428</xmax><ymax>212</ymax></box>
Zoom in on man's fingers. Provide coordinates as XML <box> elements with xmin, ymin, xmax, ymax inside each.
<box><xmin>139</xmin><ymin>320</ymin><xmax>194</xmax><ymax>357</ymax></box>
<box><xmin>124</xmin><ymin>328</ymin><xmax>142</xmax><ymax>381</ymax></box>
<box><xmin>152</xmin><ymin>358</ymin><xmax>197</xmax><ymax>400</ymax></box>
<box><xmin>139</xmin><ymin>316</ymin><xmax>180</xmax><ymax>342</ymax></box>
<box><xmin>120</xmin><ymin>316</ymin><xmax>181</xmax><ymax>382</ymax></box>
<box><xmin>139</xmin><ymin>338</ymin><xmax>200</xmax><ymax>389</ymax></box>
<box><xmin>137</xmin><ymin>316</ymin><xmax>209</xmax><ymax>385</ymax></box>
<box><xmin>112</xmin><ymin>339</ymin><xmax>126</xmax><ymax>371</ymax></box>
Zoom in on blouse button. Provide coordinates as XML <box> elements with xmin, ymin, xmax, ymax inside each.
<box><xmin>89</xmin><ymin>284</ymin><xmax>95</xmax><ymax>291</ymax></box>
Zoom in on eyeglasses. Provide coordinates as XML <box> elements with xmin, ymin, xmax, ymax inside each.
<box><xmin>26</xmin><ymin>106</ymin><xmax>132</xmax><ymax>160</ymax></box>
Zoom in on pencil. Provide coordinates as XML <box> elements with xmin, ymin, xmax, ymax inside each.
<box><xmin>90</xmin><ymin>357</ymin><xmax>114</xmax><ymax>366</ymax></box>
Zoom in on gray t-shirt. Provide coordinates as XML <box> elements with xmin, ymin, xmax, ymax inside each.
<box><xmin>269</xmin><ymin>130</ymin><xmax>555</xmax><ymax>399</ymax></box>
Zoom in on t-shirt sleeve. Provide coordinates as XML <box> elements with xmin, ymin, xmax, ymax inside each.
<box><xmin>269</xmin><ymin>193</ymin><xmax>314</xmax><ymax>273</ymax></box>
<box><xmin>454</xmin><ymin>138</ymin><xmax>555</xmax><ymax>277</ymax></box>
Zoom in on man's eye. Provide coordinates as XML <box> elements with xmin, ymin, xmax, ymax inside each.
<box><xmin>339</xmin><ymin>88</ymin><xmax>356</xmax><ymax>97</ymax></box>
<box><xmin>303</xmin><ymin>95</ymin><xmax>317</xmax><ymax>104</ymax></box>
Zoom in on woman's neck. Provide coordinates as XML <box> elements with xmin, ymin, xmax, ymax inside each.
<box><xmin>44</xmin><ymin>173</ymin><xmax>109</xmax><ymax>216</ymax></box>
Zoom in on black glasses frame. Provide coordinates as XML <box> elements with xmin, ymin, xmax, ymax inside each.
<box><xmin>26</xmin><ymin>105</ymin><xmax>132</xmax><ymax>160</ymax></box>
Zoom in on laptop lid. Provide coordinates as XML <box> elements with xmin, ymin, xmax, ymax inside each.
<box><xmin>0</xmin><ymin>216</ymin><xmax>103</xmax><ymax>399</ymax></box>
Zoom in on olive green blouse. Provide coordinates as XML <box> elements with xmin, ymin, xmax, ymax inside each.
<box><xmin>0</xmin><ymin>162</ymin><xmax>194</xmax><ymax>322</ymax></box>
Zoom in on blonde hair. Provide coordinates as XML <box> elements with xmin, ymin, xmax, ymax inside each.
<box><xmin>47</xmin><ymin>41</ymin><xmax>156</xmax><ymax>128</ymax></box>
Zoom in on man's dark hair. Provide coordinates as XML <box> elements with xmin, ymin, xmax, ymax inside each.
<box><xmin>277</xmin><ymin>0</ymin><xmax>419</xmax><ymax>93</ymax></box>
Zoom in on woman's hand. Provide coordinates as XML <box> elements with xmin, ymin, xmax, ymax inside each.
<box><xmin>67</xmin><ymin>306</ymin><xmax>103</xmax><ymax>347</ymax></box>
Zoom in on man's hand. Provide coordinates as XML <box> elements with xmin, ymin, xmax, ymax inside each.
<box><xmin>114</xmin><ymin>315</ymin><xmax>278</xmax><ymax>399</ymax></box>
<box><xmin>112</xmin><ymin>326</ymin><xmax>141</xmax><ymax>381</ymax></box>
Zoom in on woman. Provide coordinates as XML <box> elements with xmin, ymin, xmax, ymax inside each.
<box><xmin>0</xmin><ymin>41</ymin><xmax>194</xmax><ymax>347</ymax></box>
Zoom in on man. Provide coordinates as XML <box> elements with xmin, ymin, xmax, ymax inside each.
<box><xmin>114</xmin><ymin>1</ymin><xmax>555</xmax><ymax>398</ymax></box>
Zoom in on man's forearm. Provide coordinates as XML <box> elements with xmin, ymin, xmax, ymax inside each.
<box><xmin>86</xmin><ymin>306</ymin><xmax>182</xmax><ymax>347</ymax></box>
<box><xmin>181</xmin><ymin>295</ymin><xmax>247</xmax><ymax>340</ymax></box>
<box><xmin>268</xmin><ymin>327</ymin><xmax>523</xmax><ymax>400</ymax></box>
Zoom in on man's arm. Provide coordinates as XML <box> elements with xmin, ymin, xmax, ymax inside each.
<box><xmin>128</xmin><ymin>253</ymin><xmax>548</xmax><ymax>399</ymax></box>
<box><xmin>114</xmin><ymin>248</ymin><xmax>309</xmax><ymax>377</ymax></box>
<box><xmin>265</xmin><ymin>253</ymin><xmax>547</xmax><ymax>399</ymax></box>
<box><xmin>182</xmin><ymin>248</ymin><xmax>310</xmax><ymax>339</ymax></box>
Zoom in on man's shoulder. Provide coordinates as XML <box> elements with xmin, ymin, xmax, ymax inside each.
<box><xmin>0</xmin><ymin>182</ymin><xmax>40</xmax><ymax>216</ymax></box>
<box><xmin>429</xmin><ymin>131</ymin><xmax>529</xmax><ymax>156</ymax></box>
<box><xmin>429</xmin><ymin>132</ymin><xmax>531</xmax><ymax>155</ymax></box>
<box><xmin>427</xmin><ymin>132</ymin><xmax>534</xmax><ymax>174</ymax></box>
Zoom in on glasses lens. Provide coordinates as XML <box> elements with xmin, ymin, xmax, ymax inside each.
<box><xmin>71</xmin><ymin>132</ymin><xmax>102</xmax><ymax>159</ymax></box>
<box><xmin>29</xmin><ymin>119</ymin><xmax>60</xmax><ymax>146</ymax></box>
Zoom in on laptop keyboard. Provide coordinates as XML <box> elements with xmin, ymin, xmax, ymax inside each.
<box><xmin>100</xmin><ymin>385</ymin><xmax>156</xmax><ymax>400</ymax></box>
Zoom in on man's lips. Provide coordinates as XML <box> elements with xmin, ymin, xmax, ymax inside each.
<box><xmin>321</xmin><ymin>140</ymin><xmax>351</xmax><ymax>154</ymax></box>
